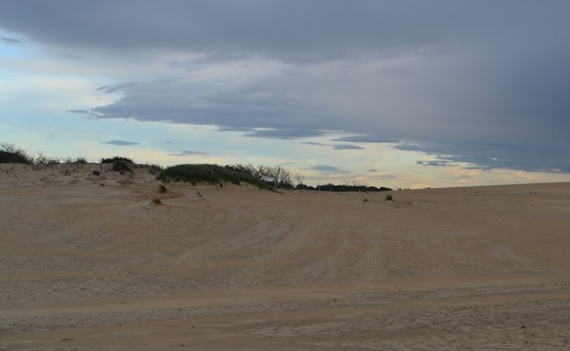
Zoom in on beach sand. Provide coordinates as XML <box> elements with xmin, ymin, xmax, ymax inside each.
<box><xmin>1</xmin><ymin>163</ymin><xmax>569</xmax><ymax>350</ymax></box>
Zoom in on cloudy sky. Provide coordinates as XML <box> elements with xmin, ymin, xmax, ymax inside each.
<box><xmin>1</xmin><ymin>1</ymin><xmax>569</xmax><ymax>188</ymax></box>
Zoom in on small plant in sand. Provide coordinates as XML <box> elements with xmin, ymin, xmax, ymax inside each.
<box><xmin>151</xmin><ymin>197</ymin><xmax>162</xmax><ymax>204</ymax></box>
<box><xmin>158</xmin><ymin>184</ymin><xmax>168</xmax><ymax>193</ymax></box>
<box><xmin>385</xmin><ymin>194</ymin><xmax>394</xmax><ymax>201</ymax></box>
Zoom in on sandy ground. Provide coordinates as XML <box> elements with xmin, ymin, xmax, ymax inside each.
<box><xmin>1</xmin><ymin>163</ymin><xmax>569</xmax><ymax>350</ymax></box>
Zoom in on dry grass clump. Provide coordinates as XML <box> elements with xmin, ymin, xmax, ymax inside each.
<box><xmin>385</xmin><ymin>194</ymin><xmax>394</xmax><ymax>201</ymax></box>
<box><xmin>158</xmin><ymin>184</ymin><xmax>168</xmax><ymax>193</ymax></box>
<box><xmin>151</xmin><ymin>197</ymin><xmax>162</xmax><ymax>204</ymax></box>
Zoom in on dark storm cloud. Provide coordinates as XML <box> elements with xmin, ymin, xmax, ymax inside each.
<box><xmin>102</xmin><ymin>140</ymin><xmax>139</xmax><ymax>146</ymax></box>
<box><xmin>0</xmin><ymin>1</ymin><xmax>505</xmax><ymax>61</ymax></box>
<box><xmin>2</xmin><ymin>1</ymin><xmax>569</xmax><ymax>173</ymax></box>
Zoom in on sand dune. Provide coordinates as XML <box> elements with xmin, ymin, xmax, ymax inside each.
<box><xmin>1</xmin><ymin>163</ymin><xmax>569</xmax><ymax>350</ymax></box>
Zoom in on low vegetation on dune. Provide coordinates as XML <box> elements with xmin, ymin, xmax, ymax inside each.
<box><xmin>1</xmin><ymin>143</ymin><xmax>393</xmax><ymax>192</ymax></box>
<box><xmin>313</xmin><ymin>183</ymin><xmax>391</xmax><ymax>192</ymax></box>
<box><xmin>100</xmin><ymin>156</ymin><xmax>134</xmax><ymax>164</ymax></box>
<box><xmin>1</xmin><ymin>143</ymin><xmax>87</xmax><ymax>166</ymax></box>
<box><xmin>156</xmin><ymin>164</ymin><xmax>277</xmax><ymax>191</ymax></box>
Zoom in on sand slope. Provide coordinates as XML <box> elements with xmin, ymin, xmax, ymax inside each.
<box><xmin>1</xmin><ymin>163</ymin><xmax>569</xmax><ymax>350</ymax></box>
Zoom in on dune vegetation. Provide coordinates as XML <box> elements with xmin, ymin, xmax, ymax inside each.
<box><xmin>156</xmin><ymin>164</ymin><xmax>277</xmax><ymax>191</ymax></box>
<box><xmin>1</xmin><ymin>143</ymin><xmax>393</xmax><ymax>192</ymax></box>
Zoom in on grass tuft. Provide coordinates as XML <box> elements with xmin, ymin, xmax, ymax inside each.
<box><xmin>385</xmin><ymin>194</ymin><xmax>394</xmax><ymax>201</ymax></box>
<box><xmin>158</xmin><ymin>184</ymin><xmax>168</xmax><ymax>193</ymax></box>
<box><xmin>146</xmin><ymin>163</ymin><xmax>163</xmax><ymax>175</ymax></box>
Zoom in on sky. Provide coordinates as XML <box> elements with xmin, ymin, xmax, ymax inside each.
<box><xmin>1</xmin><ymin>1</ymin><xmax>569</xmax><ymax>189</ymax></box>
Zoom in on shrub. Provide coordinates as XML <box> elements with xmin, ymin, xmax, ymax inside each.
<box><xmin>73</xmin><ymin>156</ymin><xmax>88</xmax><ymax>164</ymax></box>
<box><xmin>316</xmin><ymin>183</ymin><xmax>392</xmax><ymax>192</ymax></box>
<box><xmin>112</xmin><ymin>162</ymin><xmax>132</xmax><ymax>173</ymax></box>
<box><xmin>101</xmin><ymin>156</ymin><xmax>134</xmax><ymax>164</ymax></box>
<box><xmin>0</xmin><ymin>143</ymin><xmax>34</xmax><ymax>164</ymax></box>
<box><xmin>158</xmin><ymin>184</ymin><xmax>168</xmax><ymax>193</ymax></box>
<box><xmin>156</xmin><ymin>164</ymin><xmax>276</xmax><ymax>191</ymax></box>
<box><xmin>151</xmin><ymin>198</ymin><xmax>161</xmax><ymax>204</ymax></box>
<box><xmin>147</xmin><ymin>164</ymin><xmax>163</xmax><ymax>175</ymax></box>
<box><xmin>385</xmin><ymin>194</ymin><xmax>393</xmax><ymax>201</ymax></box>
<box><xmin>35</xmin><ymin>152</ymin><xmax>59</xmax><ymax>165</ymax></box>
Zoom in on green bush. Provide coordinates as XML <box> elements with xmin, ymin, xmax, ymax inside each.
<box><xmin>101</xmin><ymin>156</ymin><xmax>134</xmax><ymax>164</ymax></box>
<box><xmin>156</xmin><ymin>164</ymin><xmax>276</xmax><ymax>191</ymax></box>
<box><xmin>112</xmin><ymin>162</ymin><xmax>132</xmax><ymax>173</ymax></box>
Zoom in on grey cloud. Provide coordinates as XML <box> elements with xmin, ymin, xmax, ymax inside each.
<box><xmin>416</xmin><ymin>160</ymin><xmax>458</xmax><ymax>167</ymax></box>
<box><xmin>398</xmin><ymin>142</ymin><xmax>570</xmax><ymax>173</ymax></box>
<box><xmin>0</xmin><ymin>1</ymin><xmax>514</xmax><ymax>62</ymax></box>
<box><xmin>245</xmin><ymin>129</ymin><xmax>324</xmax><ymax>140</ymax></box>
<box><xmin>302</xmin><ymin>142</ymin><xmax>326</xmax><ymax>146</ymax></box>
<box><xmin>90</xmin><ymin>79</ymin><xmax>326</xmax><ymax>136</ymax></box>
<box><xmin>0</xmin><ymin>35</ymin><xmax>22</xmax><ymax>46</ymax></box>
<box><xmin>311</xmin><ymin>165</ymin><xmax>350</xmax><ymax>174</ymax></box>
<box><xmin>45</xmin><ymin>50</ymin><xmax>82</xmax><ymax>60</ymax></box>
<box><xmin>67</xmin><ymin>109</ymin><xmax>101</xmax><ymax>118</ymax></box>
<box><xmin>333</xmin><ymin>135</ymin><xmax>399</xmax><ymax>143</ymax></box>
<box><xmin>2</xmin><ymin>2</ymin><xmax>569</xmax><ymax>173</ymax></box>
<box><xmin>169</xmin><ymin>150</ymin><xmax>208</xmax><ymax>156</ymax></box>
<box><xmin>333</xmin><ymin>144</ymin><xmax>364</xmax><ymax>150</ymax></box>
<box><xmin>102</xmin><ymin>140</ymin><xmax>139</xmax><ymax>146</ymax></box>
